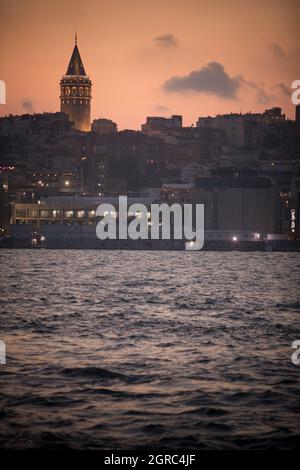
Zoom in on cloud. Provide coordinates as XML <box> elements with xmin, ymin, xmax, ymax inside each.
<box><xmin>154</xmin><ymin>105</ymin><xmax>170</xmax><ymax>113</ymax></box>
<box><xmin>268</xmin><ymin>43</ymin><xmax>287</xmax><ymax>59</ymax></box>
<box><xmin>163</xmin><ymin>62</ymin><xmax>242</xmax><ymax>99</ymax></box>
<box><xmin>163</xmin><ymin>62</ymin><xmax>275</xmax><ymax>104</ymax></box>
<box><xmin>255</xmin><ymin>87</ymin><xmax>271</xmax><ymax>104</ymax></box>
<box><xmin>245</xmin><ymin>80</ymin><xmax>272</xmax><ymax>104</ymax></box>
<box><xmin>267</xmin><ymin>43</ymin><xmax>300</xmax><ymax>62</ymax></box>
<box><xmin>276</xmin><ymin>82</ymin><xmax>291</xmax><ymax>96</ymax></box>
<box><xmin>22</xmin><ymin>99</ymin><xmax>33</xmax><ymax>112</ymax></box>
<box><xmin>154</xmin><ymin>33</ymin><xmax>178</xmax><ymax>48</ymax></box>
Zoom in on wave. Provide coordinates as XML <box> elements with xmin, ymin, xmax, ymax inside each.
<box><xmin>62</xmin><ymin>366</ymin><xmax>127</xmax><ymax>381</ymax></box>
<box><xmin>275</xmin><ymin>301</ymin><xmax>300</xmax><ymax>311</ymax></box>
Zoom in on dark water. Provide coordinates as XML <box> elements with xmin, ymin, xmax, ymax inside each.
<box><xmin>0</xmin><ymin>249</ymin><xmax>299</xmax><ymax>450</ymax></box>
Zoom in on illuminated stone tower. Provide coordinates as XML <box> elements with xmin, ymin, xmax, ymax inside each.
<box><xmin>60</xmin><ymin>34</ymin><xmax>92</xmax><ymax>131</ymax></box>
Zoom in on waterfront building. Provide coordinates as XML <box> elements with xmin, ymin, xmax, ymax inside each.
<box><xmin>191</xmin><ymin>176</ymin><xmax>277</xmax><ymax>234</ymax></box>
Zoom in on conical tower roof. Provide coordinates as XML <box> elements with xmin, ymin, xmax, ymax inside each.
<box><xmin>66</xmin><ymin>34</ymin><xmax>86</xmax><ymax>75</ymax></box>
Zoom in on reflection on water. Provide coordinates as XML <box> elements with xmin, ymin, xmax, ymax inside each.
<box><xmin>0</xmin><ymin>249</ymin><xmax>299</xmax><ymax>449</ymax></box>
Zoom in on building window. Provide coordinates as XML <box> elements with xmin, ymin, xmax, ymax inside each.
<box><xmin>16</xmin><ymin>209</ymin><xmax>26</xmax><ymax>218</ymax></box>
<box><xmin>40</xmin><ymin>210</ymin><xmax>49</xmax><ymax>218</ymax></box>
<box><xmin>28</xmin><ymin>210</ymin><xmax>38</xmax><ymax>218</ymax></box>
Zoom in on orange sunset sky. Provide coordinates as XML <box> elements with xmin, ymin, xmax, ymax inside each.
<box><xmin>0</xmin><ymin>0</ymin><xmax>299</xmax><ymax>129</ymax></box>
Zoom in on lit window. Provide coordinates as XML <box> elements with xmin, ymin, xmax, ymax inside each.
<box><xmin>40</xmin><ymin>210</ymin><xmax>49</xmax><ymax>218</ymax></box>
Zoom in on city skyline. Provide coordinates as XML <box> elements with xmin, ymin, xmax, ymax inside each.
<box><xmin>0</xmin><ymin>0</ymin><xmax>299</xmax><ymax>129</ymax></box>
<box><xmin>1</xmin><ymin>1</ymin><xmax>300</xmax><ymax>452</ymax></box>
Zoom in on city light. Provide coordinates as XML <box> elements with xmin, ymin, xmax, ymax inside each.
<box><xmin>291</xmin><ymin>209</ymin><xmax>296</xmax><ymax>233</ymax></box>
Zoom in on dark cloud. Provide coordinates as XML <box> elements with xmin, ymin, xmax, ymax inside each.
<box><xmin>255</xmin><ymin>87</ymin><xmax>271</xmax><ymax>104</ymax></box>
<box><xmin>154</xmin><ymin>104</ymin><xmax>169</xmax><ymax>112</ymax></box>
<box><xmin>267</xmin><ymin>43</ymin><xmax>300</xmax><ymax>62</ymax></box>
<box><xmin>276</xmin><ymin>82</ymin><xmax>291</xmax><ymax>96</ymax></box>
<box><xmin>163</xmin><ymin>62</ymin><xmax>242</xmax><ymax>99</ymax></box>
<box><xmin>154</xmin><ymin>33</ymin><xmax>178</xmax><ymax>48</ymax></box>
<box><xmin>22</xmin><ymin>99</ymin><xmax>33</xmax><ymax>112</ymax></box>
<box><xmin>268</xmin><ymin>43</ymin><xmax>286</xmax><ymax>59</ymax></box>
<box><xmin>163</xmin><ymin>62</ymin><xmax>274</xmax><ymax>104</ymax></box>
<box><xmin>246</xmin><ymin>80</ymin><xmax>272</xmax><ymax>104</ymax></box>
